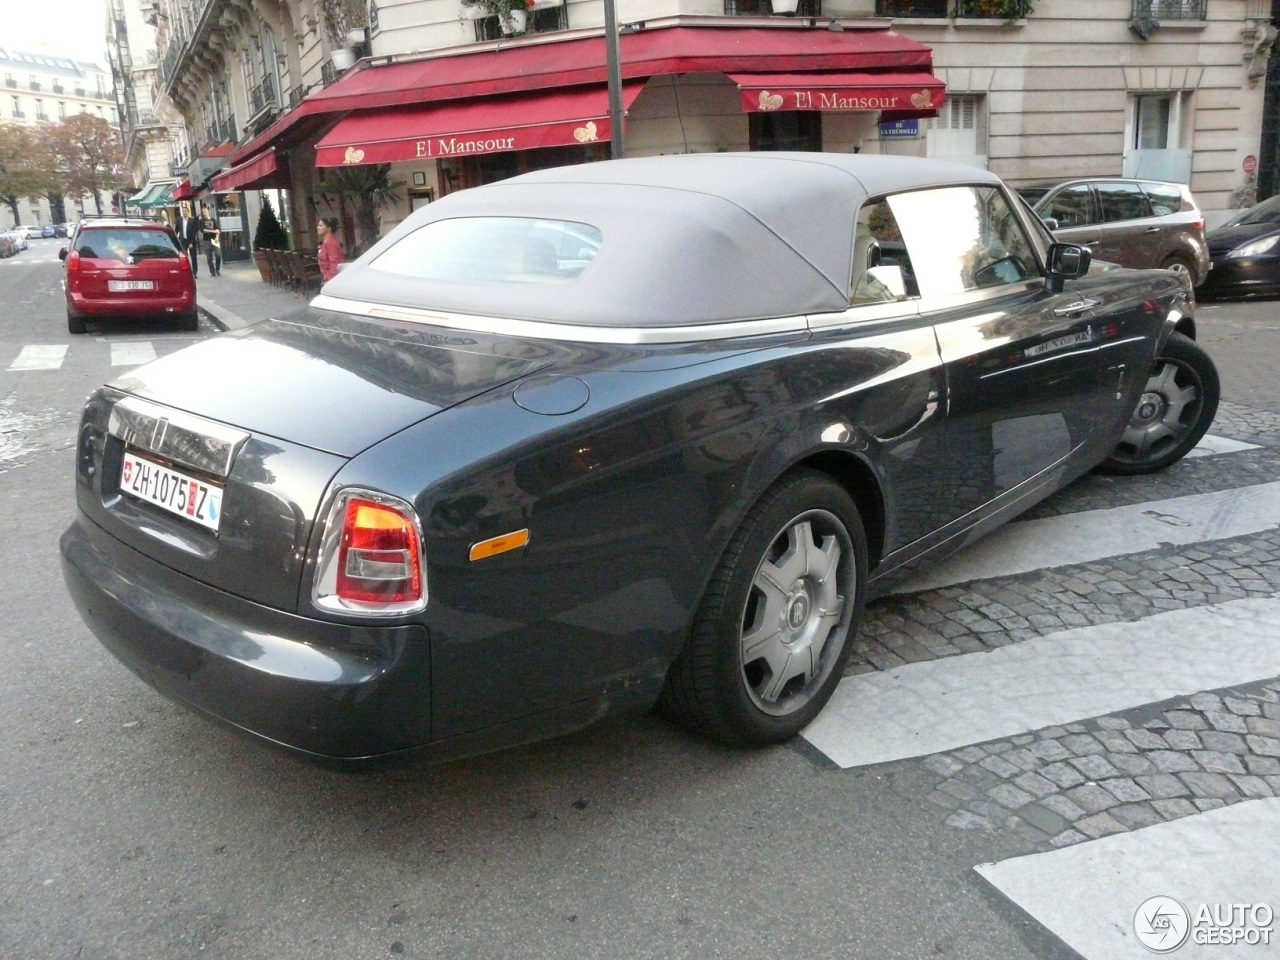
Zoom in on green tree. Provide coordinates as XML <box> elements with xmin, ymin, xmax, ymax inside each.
<box><xmin>42</xmin><ymin>115</ymin><xmax>127</xmax><ymax>215</ymax></box>
<box><xmin>0</xmin><ymin>123</ymin><xmax>56</xmax><ymax>226</ymax></box>
<box><xmin>253</xmin><ymin>195</ymin><xmax>289</xmax><ymax>250</ymax></box>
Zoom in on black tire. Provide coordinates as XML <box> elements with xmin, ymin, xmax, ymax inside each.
<box><xmin>658</xmin><ymin>470</ymin><xmax>867</xmax><ymax>746</ymax></box>
<box><xmin>67</xmin><ymin>311</ymin><xmax>85</xmax><ymax>335</ymax></box>
<box><xmin>178</xmin><ymin>309</ymin><xmax>200</xmax><ymax>332</ymax></box>
<box><xmin>1097</xmin><ymin>331</ymin><xmax>1219</xmax><ymax>475</ymax></box>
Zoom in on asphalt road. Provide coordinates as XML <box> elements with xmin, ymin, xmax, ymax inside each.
<box><xmin>0</xmin><ymin>242</ymin><xmax>1276</xmax><ymax>960</ymax></box>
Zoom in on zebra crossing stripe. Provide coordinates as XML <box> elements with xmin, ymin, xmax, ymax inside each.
<box><xmin>110</xmin><ymin>342</ymin><xmax>157</xmax><ymax>366</ymax></box>
<box><xmin>1185</xmin><ymin>435</ymin><xmax>1261</xmax><ymax>458</ymax></box>
<box><xmin>893</xmin><ymin>481</ymin><xmax>1280</xmax><ymax>595</ymax></box>
<box><xmin>975</xmin><ymin>798</ymin><xmax>1280</xmax><ymax>959</ymax></box>
<box><xmin>801</xmin><ymin>596</ymin><xmax>1280</xmax><ymax>769</ymax></box>
<box><xmin>7</xmin><ymin>345</ymin><xmax>68</xmax><ymax>371</ymax></box>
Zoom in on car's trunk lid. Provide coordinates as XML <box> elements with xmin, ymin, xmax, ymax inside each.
<box><xmin>108</xmin><ymin>309</ymin><xmax>558</xmax><ymax>457</ymax></box>
<box><xmin>78</xmin><ymin>309</ymin><xmax>560</xmax><ymax>610</ymax></box>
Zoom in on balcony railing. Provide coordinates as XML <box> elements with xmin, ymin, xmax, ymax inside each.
<box><xmin>35</xmin><ymin>112</ymin><xmax>48</xmax><ymax>121</ymax></box>
<box><xmin>11</xmin><ymin>109</ymin><xmax>25</xmax><ymax>119</ymax></box>
<box><xmin>471</xmin><ymin>4</ymin><xmax>568</xmax><ymax>41</ymax></box>
<box><xmin>724</xmin><ymin>0</ymin><xmax>823</xmax><ymax>13</ymax></box>
<box><xmin>3</xmin><ymin>78</ymin><xmax>15</xmax><ymax>88</ymax></box>
<box><xmin>28</xmin><ymin>81</ymin><xmax>40</xmax><ymax>91</ymax></box>
<box><xmin>321</xmin><ymin>60</ymin><xmax>338</xmax><ymax>87</ymax></box>
<box><xmin>248</xmin><ymin>72</ymin><xmax>277</xmax><ymax>117</ymax></box>
<box><xmin>218</xmin><ymin>114</ymin><xmax>237</xmax><ymax>143</ymax></box>
<box><xmin>876</xmin><ymin>0</ymin><xmax>948</xmax><ymax>15</ymax></box>
<box><xmin>1132</xmin><ymin>0</ymin><xmax>1205</xmax><ymax>18</ymax></box>
<box><xmin>287</xmin><ymin>84</ymin><xmax>309</xmax><ymax>108</ymax></box>
<box><xmin>52</xmin><ymin>83</ymin><xmax>64</xmax><ymax>94</ymax></box>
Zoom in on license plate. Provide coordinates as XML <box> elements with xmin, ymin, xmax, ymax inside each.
<box><xmin>1025</xmin><ymin>328</ymin><xmax>1094</xmax><ymax>358</ymax></box>
<box><xmin>108</xmin><ymin>280</ymin><xmax>155</xmax><ymax>292</ymax></box>
<box><xmin>120</xmin><ymin>451</ymin><xmax>223</xmax><ymax>532</ymax></box>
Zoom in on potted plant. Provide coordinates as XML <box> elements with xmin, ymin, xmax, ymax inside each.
<box><xmin>327</xmin><ymin>163</ymin><xmax>404</xmax><ymax>254</ymax></box>
<box><xmin>460</xmin><ymin>0</ymin><xmax>533</xmax><ymax>35</ymax></box>
<box><xmin>251</xmin><ymin>195</ymin><xmax>289</xmax><ymax>282</ymax></box>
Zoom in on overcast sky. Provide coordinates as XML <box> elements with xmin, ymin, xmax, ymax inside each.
<box><xmin>3</xmin><ymin>0</ymin><xmax>113</xmax><ymax>66</ymax></box>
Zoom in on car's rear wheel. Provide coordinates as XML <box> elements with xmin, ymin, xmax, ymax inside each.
<box><xmin>66</xmin><ymin>311</ymin><xmax>85</xmax><ymax>335</ymax></box>
<box><xmin>659</xmin><ymin>470</ymin><xmax>866</xmax><ymax>745</ymax></box>
<box><xmin>1161</xmin><ymin>253</ymin><xmax>1195</xmax><ymax>283</ymax></box>
<box><xmin>1098</xmin><ymin>332</ymin><xmax>1219</xmax><ymax>475</ymax></box>
<box><xmin>178</xmin><ymin>309</ymin><xmax>199</xmax><ymax>332</ymax></box>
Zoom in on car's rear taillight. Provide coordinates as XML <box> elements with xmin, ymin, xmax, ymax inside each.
<box><xmin>66</xmin><ymin>251</ymin><xmax>82</xmax><ymax>274</ymax></box>
<box><xmin>313</xmin><ymin>489</ymin><xmax>426</xmax><ymax>615</ymax></box>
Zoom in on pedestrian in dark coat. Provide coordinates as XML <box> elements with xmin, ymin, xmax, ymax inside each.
<box><xmin>178</xmin><ymin>204</ymin><xmax>201</xmax><ymax>276</ymax></box>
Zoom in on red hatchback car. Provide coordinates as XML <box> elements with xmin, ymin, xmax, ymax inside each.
<box><xmin>60</xmin><ymin>218</ymin><xmax>197</xmax><ymax>334</ymax></box>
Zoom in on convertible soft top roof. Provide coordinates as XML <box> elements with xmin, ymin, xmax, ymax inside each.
<box><xmin>323</xmin><ymin>153</ymin><xmax>1004</xmax><ymax>329</ymax></box>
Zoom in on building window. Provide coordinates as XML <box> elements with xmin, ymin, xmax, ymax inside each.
<box><xmin>472</xmin><ymin>4</ymin><xmax>567</xmax><ymax>41</ymax></box>
<box><xmin>57</xmin><ymin>101</ymin><xmax>65</xmax><ymax>119</ymax></box>
<box><xmin>926</xmin><ymin>95</ymin><xmax>987</xmax><ymax>165</ymax></box>
<box><xmin>750</xmin><ymin>111</ymin><xmax>822</xmax><ymax>152</ymax></box>
<box><xmin>876</xmin><ymin>0</ymin><xmax>948</xmax><ymax>15</ymax></box>
<box><xmin>1133</xmin><ymin>95</ymin><xmax>1173</xmax><ymax>150</ymax></box>
<box><xmin>9</xmin><ymin>96</ymin><xmax>18</xmax><ymax>117</ymax></box>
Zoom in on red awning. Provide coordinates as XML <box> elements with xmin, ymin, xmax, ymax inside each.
<box><xmin>728</xmin><ymin>72</ymin><xmax>944</xmax><ymax>116</ymax></box>
<box><xmin>210</xmin><ymin>148</ymin><xmax>289</xmax><ymax>192</ymax></box>
<box><xmin>171</xmin><ymin>179</ymin><xmax>196</xmax><ymax>201</ymax></box>
<box><xmin>315</xmin><ymin>83</ymin><xmax>646</xmax><ymax>167</ymax></box>
<box><xmin>225</xmin><ymin>25</ymin><xmax>936</xmax><ymax>167</ymax></box>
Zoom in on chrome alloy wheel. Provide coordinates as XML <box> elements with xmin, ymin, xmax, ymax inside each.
<box><xmin>739</xmin><ymin>510</ymin><xmax>854</xmax><ymax>717</ymax></box>
<box><xmin>1115</xmin><ymin>355</ymin><xmax>1204</xmax><ymax>464</ymax></box>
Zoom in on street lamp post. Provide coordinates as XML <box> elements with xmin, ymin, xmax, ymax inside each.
<box><xmin>603</xmin><ymin>0</ymin><xmax>625</xmax><ymax>159</ymax></box>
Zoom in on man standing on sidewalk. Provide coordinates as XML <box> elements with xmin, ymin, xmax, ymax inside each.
<box><xmin>178</xmin><ymin>203</ymin><xmax>201</xmax><ymax>277</ymax></box>
<box><xmin>200</xmin><ymin>203</ymin><xmax>222</xmax><ymax>277</ymax></box>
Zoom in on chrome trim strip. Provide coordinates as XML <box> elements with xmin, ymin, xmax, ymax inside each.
<box><xmin>108</xmin><ymin>396</ymin><xmax>249</xmax><ymax>478</ymax></box>
<box><xmin>310</xmin><ymin>294</ymin><xmax>810</xmax><ymax>344</ymax></box>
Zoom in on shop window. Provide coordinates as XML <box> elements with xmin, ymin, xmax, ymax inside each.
<box><xmin>750</xmin><ymin>111</ymin><xmax>822</xmax><ymax>152</ymax></box>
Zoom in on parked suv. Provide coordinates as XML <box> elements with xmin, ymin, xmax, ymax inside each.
<box><xmin>59</xmin><ymin>217</ymin><xmax>197</xmax><ymax>334</ymax></box>
<box><xmin>1016</xmin><ymin>178</ymin><xmax>1209</xmax><ymax>286</ymax></box>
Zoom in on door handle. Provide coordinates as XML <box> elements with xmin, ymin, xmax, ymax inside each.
<box><xmin>1053</xmin><ymin>298</ymin><xmax>1101</xmax><ymax>316</ymax></box>
<box><xmin>1145</xmin><ymin>227</ymin><xmax>1161</xmax><ymax>233</ymax></box>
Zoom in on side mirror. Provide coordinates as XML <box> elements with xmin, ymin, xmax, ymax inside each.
<box><xmin>1044</xmin><ymin>242</ymin><xmax>1091</xmax><ymax>294</ymax></box>
<box><xmin>1040</xmin><ymin>215</ymin><xmax>1060</xmax><ymax>231</ymax></box>
<box><xmin>58</xmin><ymin>247</ymin><xmax>67</xmax><ymax>261</ymax></box>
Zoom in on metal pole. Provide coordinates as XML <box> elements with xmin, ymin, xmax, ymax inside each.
<box><xmin>603</xmin><ymin>0</ymin><xmax>625</xmax><ymax>159</ymax></box>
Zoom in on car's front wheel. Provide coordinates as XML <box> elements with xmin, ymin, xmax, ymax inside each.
<box><xmin>1098</xmin><ymin>331</ymin><xmax>1219</xmax><ymax>475</ymax></box>
<box><xmin>659</xmin><ymin>470</ymin><xmax>866</xmax><ymax>745</ymax></box>
<box><xmin>1161</xmin><ymin>253</ymin><xmax>1196</xmax><ymax>284</ymax></box>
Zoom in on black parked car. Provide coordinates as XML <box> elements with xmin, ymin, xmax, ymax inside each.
<box><xmin>1197</xmin><ymin>194</ymin><xmax>1280</xmax><ymax>299</ymax></box>
<box><xmin>61</xmin><ymin>154</ymin><xmax>1219</xmax><ymax>765</ymax></box>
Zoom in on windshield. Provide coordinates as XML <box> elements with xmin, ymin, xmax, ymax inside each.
<box><xmin>74</xmin><ymin>228</ymin><xmax>181</xmax><ymax>262</ymax></box>
<box><xmin>371</xmin><ymin>217</ymin><xmax>603</xmax><ymax>284</ymax></box>
<box><xmin>1230</xmin><ymin>195</ymin><xmax>1280</xmax><ymax>226</ymax></box>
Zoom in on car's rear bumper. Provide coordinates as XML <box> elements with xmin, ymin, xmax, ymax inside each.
<box><xmin>60</xmin><ymin>514</ymin><xmax>432</xmax><ymax>761</ymax></box>
<box><xmin>67</xmin><ymin>290</ymin><xmax>195</xmax><ymax>318</ymax></box>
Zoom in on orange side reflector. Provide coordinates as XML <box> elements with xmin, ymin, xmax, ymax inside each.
<box><xmin>469</xmin><ymin>529</ymin><xmax>530</xmax><ymax>562</ymax></box>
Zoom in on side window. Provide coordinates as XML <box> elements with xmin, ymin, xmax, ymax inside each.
<box><xmin>1097</xmin><ymin>183</ymin><xmax>1153</xmax><ymax>222</ymax></box>
<box><xmin>1141</xmin><ymin>182</ymin><xmax>1184</xmax><ymax>217</ymax></box>
<box><xmin>850</xmin><ymin>199</ymin><xmax>917</xmax><ymax>304</ymax></box>
<box><xmin>886</xmin><ymin>185</ymin><xmax>1040</xmax><ymax>297</ymax></box>
<box><xmin>1041</xmin><ymin>185</ymin><xmax>1092</xmax><ymax>228</ymax></box>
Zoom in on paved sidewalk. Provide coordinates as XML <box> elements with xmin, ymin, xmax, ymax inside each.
<box><xmin>195</xmin><ymin>258</ymin><xmax>311</xmax><ymax>331</ymax></box>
